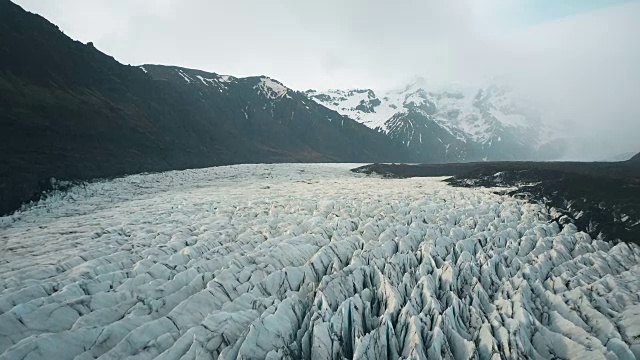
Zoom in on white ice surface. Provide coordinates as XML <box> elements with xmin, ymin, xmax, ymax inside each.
<box><xmin>1</xmin><ymin>163</ymin><xmax>639</xmax><ymax>359</ymax></box>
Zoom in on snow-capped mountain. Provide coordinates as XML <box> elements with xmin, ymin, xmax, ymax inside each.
<box><xmin>306</xmin><ymin>78</ymin><xmax>564</xmax><ymax>162</ymax></box>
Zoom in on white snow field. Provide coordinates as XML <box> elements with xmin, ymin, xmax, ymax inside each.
<box><xmin>1</xmin><ymin>164</ymin><xmax>640</xmax><ymax>360</ymax></box>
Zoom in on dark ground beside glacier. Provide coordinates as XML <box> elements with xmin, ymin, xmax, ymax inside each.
<box><xmin>353</xmin><ymin>153</ymin><xmax>640</xmax><ymax>245</ymax></box>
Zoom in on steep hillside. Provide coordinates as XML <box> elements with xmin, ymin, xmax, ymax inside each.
<box><xmin>0</xmin><ymin>0</ymin><xmax>406</xmax><ymax>215</ymax></box>
<box><xmin>140</xmin><ymin>65</ymin><xmax>406</xmax><ymax>163</ymax></box>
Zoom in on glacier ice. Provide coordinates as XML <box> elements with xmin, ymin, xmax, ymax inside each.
<box><xmin>0</xmin><ymin>163</ymin><xmax>639</xmax><ymax>359</ymax></box>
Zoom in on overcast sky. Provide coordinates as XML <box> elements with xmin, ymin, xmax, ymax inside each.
<box><xmin>12</xmin><ymin>0</ymin><xmax>640</xmax><ymax>159</ymax></box>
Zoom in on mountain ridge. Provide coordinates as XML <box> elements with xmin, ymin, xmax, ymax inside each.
<box><xmin>306</xmin><ymin>82</ymin><xmax>566</xmax><ymax>162</ymax></box>
<box><xmin>0</xmin><ymin>0</ymin><xmax>407</xmax><ymax>215</ymax></box>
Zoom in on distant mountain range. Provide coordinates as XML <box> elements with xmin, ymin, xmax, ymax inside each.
<box><xmin>306</xmin><ymin>78</ymin><xmax>566</xmax><ymax>162</ymax></box>
<box><xmin>1</xmin><ymin>0</ymin><xmax>568</xmax><ymax>215</ymax></box>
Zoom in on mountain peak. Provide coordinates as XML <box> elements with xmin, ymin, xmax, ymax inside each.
<box><xmin>255</xmin><ymin>76</ymin><xmax>289</xmax><ymax>99</ymax></box>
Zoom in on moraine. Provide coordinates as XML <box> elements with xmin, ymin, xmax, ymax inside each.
<box><xmin>0</xmin><ymin>164</ymin><xmax>639</xmax><ymax>359</ymax></box>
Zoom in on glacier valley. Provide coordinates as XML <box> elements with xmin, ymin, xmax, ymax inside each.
<box><xmin>0</xmin><ymin>164</ymin><xmax>639</xmax><ymax>360</ymax></box>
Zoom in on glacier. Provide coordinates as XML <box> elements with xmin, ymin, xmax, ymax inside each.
<box><xmin>0</xmin><ymin>163</ymin><xmax>639</xmax><ymax>359</ymax></box>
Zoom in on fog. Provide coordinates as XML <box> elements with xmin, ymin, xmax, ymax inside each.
<box><xmin>13</xmin><ymin>0</ymin><xmax>640</xmax><ymax>160</ymax></box>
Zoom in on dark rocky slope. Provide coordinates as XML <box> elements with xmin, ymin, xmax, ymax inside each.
<box><xmin>0</xmin><ymin>0</ymin><xmax>406</xmax><ymax>215</ymax></box>
<box><xmin>353</xmin><ymin>154</ymin><xmax>640</xmax><ymax>245</ymax></box>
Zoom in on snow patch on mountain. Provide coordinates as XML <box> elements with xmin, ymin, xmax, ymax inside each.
<box><xmin>303</xmin><ymin>89</ymin><xmax>393</xmax><ymax>131</ymax></box>
<box><xmin>219</xmin><ymin>75</ymin><xmax>235</xmax><ymax>83</ymax></box>
<box><xmin>194</xmin><ymin>74</ymin><xmax>234</xmax><ymax>91</ymax></box>
<box><xmin>1</xmin><ymin>164</ymin><xmax>639</xmax><ymax>359</ymax></box>
<box><xmin>256</xmin><ymin>77</ymin><xmax>289</xmax><ymax>100</ymax></box>
<box><xmin>176</xmin><ymin>69</ymin><xmax>193</xmax><ymax>84</ymax></box>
